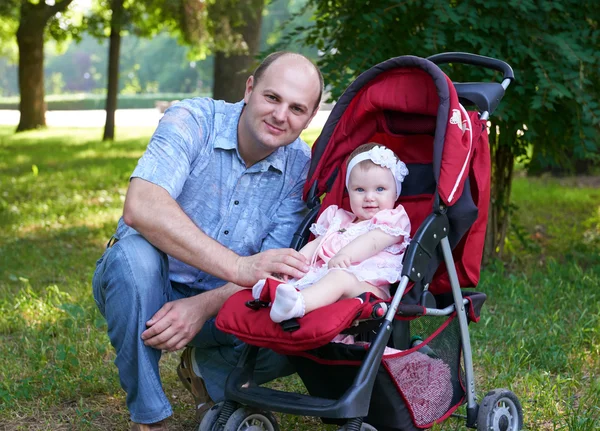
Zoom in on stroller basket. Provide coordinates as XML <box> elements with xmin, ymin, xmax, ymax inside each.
<box><xmin>291</xmin><ymin>292</ymin><xmax>485</xmax><ymax>430</ymax></box>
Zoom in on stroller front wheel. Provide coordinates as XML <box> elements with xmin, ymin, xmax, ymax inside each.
<box><xmin>223</xmin><ymin>407</ymin><xmax>280</xmax><ymax>431</ymax></box>
<box><xmin>477</xmin><ymin>388</ymin><xmax>523</xmax><ymax>431</ymax></box>
<box><xmin>199</xmin><ymin>402</ymin><xmax>226</xmax><ymax>431</ymax></box>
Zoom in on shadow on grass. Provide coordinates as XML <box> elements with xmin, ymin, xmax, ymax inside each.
<box><xmin>0</xmin><ymin>223</ymin><xmax>114</xmax><ymax>298</ymax></box>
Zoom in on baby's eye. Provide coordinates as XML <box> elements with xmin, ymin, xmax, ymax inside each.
<box><xmin>377</xmin><ymin>187</ymin><xmax>385</xmax><ymax>192</ymax></box>
<box><xmin>356</xmin><ymin>187</ymin><xmax>364</xmax><ymax>192</ymax></box>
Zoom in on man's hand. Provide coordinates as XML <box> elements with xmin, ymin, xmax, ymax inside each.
<box><xmin>328</xmin><ymin>253</ymin><xmax>352</xmax><ymax>269</ymax></box>
<box><xmin>141</xmin><ymin>296</ymin><xmax>208</xmax><ymax>352</ymax></box>
<box><xmin>235</xmin><ymin>248</ymin><xmax>309</xmax><ymax>286</ymax></box>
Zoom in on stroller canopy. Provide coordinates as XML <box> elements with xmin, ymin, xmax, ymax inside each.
<box><xmin>305</xmin><ymin>56</ymin><xmax>474</xmax><ymax>208</ymax></box>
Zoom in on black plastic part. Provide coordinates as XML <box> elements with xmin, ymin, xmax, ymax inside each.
<box><xmin>225</xmin><ymin>319</ymin><xmax>395</xmax><ymax>419</ymax></box>
<box><xmin>427</xmin><ymin>52</ymin><xmax>513</xmax><ymax>115</ymax></box>
<box><xmin>401</xmin><ymin>212</ymin><xmax>449</xmax><ymax>282</ymax></box>
<box><xmin>454</xmin><ymin>82</ymin><xmax>506</xmax><ymax>117</ymax></box>
<box><xmin>280</xmin><ymin>318</ymin><xmax>300</xmax><ymax>332</ymax></box>
<box><xmin>306</xmin><ymin>181</ymin><xmax>321</xmax><ymax>209</ymax></box>
<box><xmin>467</xmin><ymin>404</ymin><xmax>479</xmax><ymax>428</ymax></box>
<box><xmin>433</xmin><ymin>192</ymin><xmax>447</xmax><ymax>215</ymax></box>
<box><xmin>420</xmin><ymin>290</ymin><xmax>437</xmax><ymax>309</ymax></box>
<box><xmin>427</xmin><ymin>52</ymin><xmax>514</xmax><ymax>81</ymax></box>
<box><xmin>290</xmin><ymin>204</ymin><xmax>321</xmax><ymax>251</ymax></box>
<box><xmin>245</xmin><ymin>299</ymin><xmax>268</xmax><ymax>310</ymax></box>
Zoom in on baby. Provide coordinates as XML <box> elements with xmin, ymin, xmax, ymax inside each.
<box><xmin>253</xmin><ymin>143</ymin><xmax>411</xmax><ymax>322</ymax></box>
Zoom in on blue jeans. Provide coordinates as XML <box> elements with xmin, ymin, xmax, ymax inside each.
<box><xmin>92</xmin><ymin>234</ymin><xmax>294</xmax><ymax>424</ymax></box>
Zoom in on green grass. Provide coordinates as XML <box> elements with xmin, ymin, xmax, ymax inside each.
<box><xmin>0</xmin><ymin>126</ymin><xmax>598</xmax><ymax>430</ymax></box>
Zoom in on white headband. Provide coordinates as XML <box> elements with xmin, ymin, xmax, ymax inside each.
<box><xmin>345</xmin><ymin>146</ymin><xmax>409</xmax><ymax>199</ymax></box>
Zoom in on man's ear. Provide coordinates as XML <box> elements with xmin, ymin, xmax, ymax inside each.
<box><xmin>304</xmin><ymin>104</ymin><xmax>321</xmax><ymax>130</ymax></box>
<box><xmin>243</xmin><ymin>76</ymin><xmax>255</xmax><ymax>104</ymax></box>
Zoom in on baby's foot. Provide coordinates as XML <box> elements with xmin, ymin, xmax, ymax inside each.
<box><xmin>270</xmin><ymin>284</ymin><xmax>305</xmax><ymax>323</ymax></box>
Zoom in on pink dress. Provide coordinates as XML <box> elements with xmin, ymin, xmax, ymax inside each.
<box><xmin>289</xmin><ymin>204</ymin><xmax>411</xmax><ymax>299</ymax></box>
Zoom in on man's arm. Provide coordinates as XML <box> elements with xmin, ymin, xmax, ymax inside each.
<box><xmin>141</xmin><ymin>282</ymin><xmax>243</xmax><ymax>352</ymax></box>
<box><xmin>124</xmin><ymin>178</ymin><xmax>309</xmax><ymax>286</ymax></box>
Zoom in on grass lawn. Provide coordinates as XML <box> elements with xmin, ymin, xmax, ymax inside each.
<box><xmin>0</xmin><ymin>126</ymin><xmax>598</xmax><ymax>430</ymax></box>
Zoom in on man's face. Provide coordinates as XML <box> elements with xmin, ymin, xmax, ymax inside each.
<box><xmin>239</xmin><ymin>57</ymin><xmax>320</xmax><ymax>162</ymax></box>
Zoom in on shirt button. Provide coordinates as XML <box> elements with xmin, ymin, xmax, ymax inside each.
<box><xmin>234</xmin><ymin>200</ymin><xmax>239</xmax><ymax>205</ymax></box>
<box><xmin>224</xmin><ymin>230</ymin><xmax>229</xmax><ymax>235</ymax></box>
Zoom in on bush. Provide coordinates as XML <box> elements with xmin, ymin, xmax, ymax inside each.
<box><xmin>0</xmin><ymin>93</ymin><xmax>210</xmax><ymax>110</ymax></box>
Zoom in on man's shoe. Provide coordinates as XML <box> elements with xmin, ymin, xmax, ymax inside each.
<box><xmin>177</xmin><ymin>347</ymin><xmax>215</xmax><ymax>422</ymax></box>
<box><xmin>130</xmin><ymin>419</ymin><xmax>168</xmax><ymax>430</ymax></box>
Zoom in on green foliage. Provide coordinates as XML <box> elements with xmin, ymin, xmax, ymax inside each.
<box><xmin>0</xmin><ymin>126</ymin><xmax>599</xmax><ymax>429</ymax></box>
<box><xmin>281</xmin><ymin>0</ymin><xmax>600</xmax><ymax>171</ymax></box>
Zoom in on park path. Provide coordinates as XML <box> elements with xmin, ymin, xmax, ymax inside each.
<box><xmin>0</xmin><ymin>107</ymin><xmax>332</xmax><ymax>130</ymax></box>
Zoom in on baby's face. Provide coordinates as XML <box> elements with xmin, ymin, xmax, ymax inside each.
<box><xmin>347</xmin><ymin>164</ymin><xmax>397</xmax><ymax>221</ymax></box>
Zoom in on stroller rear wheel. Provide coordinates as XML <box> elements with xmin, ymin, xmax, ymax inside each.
<box><xmin>223</xmin><ymin>407</ymin><xmax>280</xmax><ymax>431</ymax></box>
<box><xmin>477</xmin><ymin>388</ymin><xmax>523</xmax><ymax>431</ymax></box>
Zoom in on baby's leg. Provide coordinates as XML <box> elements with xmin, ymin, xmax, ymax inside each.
<box><xmin>302</xmin><ymin>270</ymin><xmax>378</xmax><ymax>313</ymax></box>
<box><xmin>269</xmin><ymin>270</ymin><xmax>377</xmax><ymax>322</ymax></box>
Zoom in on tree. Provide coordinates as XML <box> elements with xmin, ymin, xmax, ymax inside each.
<box><xmin>279</xmin><ymin>0</ymin><xmax>600</xmax><ymax>261</ymax></box>
<box><xmin>0</xmin><ymin>0</ymin><xmax>77</xmax><ymax>131</ymax></box>
<box><xmin>210</xmin><ymin>0</ymin><xmax>265</xmax><ymax>102</ymax></box>
<box><xmin>86</xmin><ymin>0</ymin><xmax>266</xmax><ymax>140</ymax></box>
<box><xmin>87</xmin><ymin>0</ymin><xmax>189</xmax><ymax>140</ymax></box>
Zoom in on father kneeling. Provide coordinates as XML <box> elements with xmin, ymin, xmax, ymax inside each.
<box><xmin>92</xmin><ymin>51</ymin><xmax>323</xmax><ymax>430</ymax></box>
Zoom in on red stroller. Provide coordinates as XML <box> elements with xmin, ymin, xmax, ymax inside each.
<box><xmin>212</xmin><ymin>53</ymin><xmax>522</xmax><ymax>431</ymax></box>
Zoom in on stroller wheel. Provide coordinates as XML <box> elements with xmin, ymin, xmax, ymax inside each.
<box><xmin>198</xmin><ymin>402</ymin><xmax>223</xmax><ymax>431</ymax></box>
<box><xmin>223</xmin><ymin>407</ymin><xmax>280</xmax><ymax>431</ymax></box>
<box><xmin>477</xmin><ymin>388</ymin><xmax>523</xmax><ymax>431</ymax></box>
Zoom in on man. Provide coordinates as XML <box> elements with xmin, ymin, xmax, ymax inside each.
<box><xmin>92</xmin><ymin>51</ymin><xmax>323</xmax><ymax>430</ymax></box>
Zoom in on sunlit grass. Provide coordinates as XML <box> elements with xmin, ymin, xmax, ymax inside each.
<box><xmin>1</xmin><ymin>126</ymin><xmax>599</xmax><ymax>430</ymax></box>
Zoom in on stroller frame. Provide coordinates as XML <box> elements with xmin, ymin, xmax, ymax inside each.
<box><xmin>209</xmin><ymin>53</ymin><xmax>520</xmax><ymax>431</ymax></box>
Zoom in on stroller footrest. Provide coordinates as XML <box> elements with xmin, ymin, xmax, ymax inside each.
<box><xmin>226</xmin><ymin>367</ymin><xmax>369</xmax><ymax>418</ymax></box>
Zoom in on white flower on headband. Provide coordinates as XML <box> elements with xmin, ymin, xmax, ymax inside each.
<box><xmin>369</xmin><ymin>146</ymin><xmax>409</xmax><ymax>183</ymax></box>
<box><xmin>345</xmin><ymin>146</ymin><xmax>409</xmax><ymax>199</ymax></box>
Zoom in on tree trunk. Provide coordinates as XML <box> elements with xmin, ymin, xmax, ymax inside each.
<box><xmin>103</xmin><ymin>0</ymin><xmax>125</xmax><ymax>141</ymax></box>
<box><xmin>483</xmin><ymin>122</ymin><xmax>517</xmax><ymax>263</ymax></box>
<box><xmin>15</xmin><ymin>0</ymin><xmax>75</xmax><ymax>132</ymax></box>
<box><xmin>16</xmin><ymin>6</ymin><xmax>46</xmax><ymax>132</ymax></box>
<box><xmin>213</xmin><ymin>0</ymin><xmax>265</xmax><ymax>102</ymax></box>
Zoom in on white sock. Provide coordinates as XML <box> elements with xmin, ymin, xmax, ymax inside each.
<box><xmin>252</xmin><ymin>279</ymin><xmax>266</xmax><ymax>300</ymax></box>
<box><xmin>270</xmin><ymin>284</ymin><xmax>305</xmax><ymax>323</ymax></box>
<box><xmin>189</xmin><ymin>347</ymin><xmax>203</xmax><ymax>377</ymax></box>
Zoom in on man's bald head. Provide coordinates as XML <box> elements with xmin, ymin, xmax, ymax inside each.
<box><xmin>252</xmin><ymin>51</ymin><xmax>324</xmax><ymax>111</ymax></box>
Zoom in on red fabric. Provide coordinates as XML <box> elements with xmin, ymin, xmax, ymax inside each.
<box><xmin>304</xmin><ymin>69</ymin><xmax>473</xmax><ymax>208</ymax></box>
<box><xmin>257</xmin><ymin>277</ymin><xmax>284</xmax><ymax>303</ymax></box>
<box><xmin>216</xmin><ymin>290</ymin><xmax>382</xmax><ymax>354</ymax></box>
<box><xmin>430</xmin><ymin>113</ymin><xmax>490</xmax><ymax>292</ymax></box>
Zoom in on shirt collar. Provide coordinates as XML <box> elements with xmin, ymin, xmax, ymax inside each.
<box><xmin>214</xmin><ymin>100</ymin><xmax>285</xmax><ymax>173</ymax></box>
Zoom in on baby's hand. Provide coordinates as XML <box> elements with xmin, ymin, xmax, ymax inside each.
<box><xmin>328</xmin><ymin>254</ymin><xmax>352</xmax><ymax>269</ymax></box>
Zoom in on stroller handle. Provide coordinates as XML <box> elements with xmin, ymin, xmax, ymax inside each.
<box><xmin>427</xmin><ymin>52</ymin><xmax>514</xmax><ymax>82</ymax></box>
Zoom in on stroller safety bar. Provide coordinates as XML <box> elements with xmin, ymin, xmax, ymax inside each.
<box><xmin>427</xmin><ymin>52</ymin><xmax>514</xmax><ymax>81</ymax></box>
<box><xmin>428</xmin><ymin>52</ymin><xmax>514</xmax><ymax>119</ymax></box>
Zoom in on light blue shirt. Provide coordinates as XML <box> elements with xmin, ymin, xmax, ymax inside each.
<box><xmin>115</xmin><ymin>98</ymin><xmax>311</xmax><ymax>291</ymax></box>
